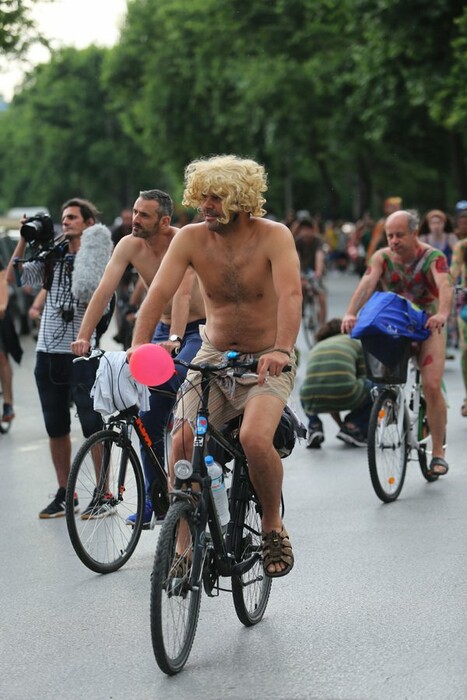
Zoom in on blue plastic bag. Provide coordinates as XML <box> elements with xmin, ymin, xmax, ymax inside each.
<box><xmin>351</xmin><ymin>292</ymin><xmax>430</xmax><ymax>342</ymax></box>
<box><xmin>351</xmin><ymin>292</ymin><xmax>429</xmax><ymax>369</ymax></box>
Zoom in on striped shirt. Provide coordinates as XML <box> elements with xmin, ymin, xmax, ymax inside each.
<box><xmin>299</xmin><ymin>334</ymin><xmax>367</xmax><ymax>413</ymax></box>
<box><xmin>21</xmin><ymin>256</ymin><xmax>96</xmax><ymax>354</ymax></box>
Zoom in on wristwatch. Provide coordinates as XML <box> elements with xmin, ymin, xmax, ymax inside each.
<box><xmin>169</xmin><ymin>334</ymin><xmax>182</xmax><ymax>344</ymax></box>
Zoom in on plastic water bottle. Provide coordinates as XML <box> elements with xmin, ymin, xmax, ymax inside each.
<box><xmin>205</xmin><ymin>455</ymin><xmax>230</xmax><ymax>527</ymax></box>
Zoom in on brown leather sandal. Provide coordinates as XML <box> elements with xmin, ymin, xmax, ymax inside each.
<box><xmin>262</xmin><ymin>526</ymin><xmax>294</xmax><ymax>578</ymax></box>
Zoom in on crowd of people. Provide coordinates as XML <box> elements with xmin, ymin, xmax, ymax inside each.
<box><xmin>290</xmin><ymin>200</ymin><xmax>467</xmax><ymax>458</ymax></box>
<box><xmin>1</xmin><ymin>158</ymin><xmax>466</xmax><ymax>577</ymax></box>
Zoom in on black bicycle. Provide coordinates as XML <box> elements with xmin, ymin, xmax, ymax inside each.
<box><xmin>65</xmin><ymin>350</ymin><xmax>170</xmax><ymax>574</ymax></box>
<box><xmin>150</xmin><ymin>351</ymin><xmax>302</xmax><ymax>675</ymax></box>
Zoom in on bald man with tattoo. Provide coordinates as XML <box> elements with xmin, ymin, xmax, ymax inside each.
<box><xmin>342</xmin><ymin>209</ymin><xmax>454</xmax><ymax>477</ymax></box>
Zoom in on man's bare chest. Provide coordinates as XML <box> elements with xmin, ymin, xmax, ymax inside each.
<box><xmin>200</xmin><ymin>250</ymin><xmax>271</xmax><ymax>304</ymax></box>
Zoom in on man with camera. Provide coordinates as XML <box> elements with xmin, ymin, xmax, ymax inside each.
<box><xmin>7</xmin><ymin>198</ymin><xmax>112</xmax><ymax>518</ymax></box>
<box><xmin>71</xmin><ymin>189</ymin><xmax>206</xmax><ymax>527</ymax></box>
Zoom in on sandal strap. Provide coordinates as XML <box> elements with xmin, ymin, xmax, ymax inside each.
<box><xmin>262</xmin><ymin>527</ymin><xmax>294</xmax><ymax>568</ymax></box>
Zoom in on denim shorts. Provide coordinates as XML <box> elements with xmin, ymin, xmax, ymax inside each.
<box><xmin>34</xmin><ymin>352</ymin><xmax>102</xmax><ymax>438</ymax></box>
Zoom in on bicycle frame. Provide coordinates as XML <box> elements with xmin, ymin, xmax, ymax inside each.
<box><xmin>370</xmin><ymin>358</ymin><xmax>430</xmax><ymax>457</ymax></box>
<box><xmin>74</xmin><ymin>349</ymin><xmax>169</xmax><ymax>496</ymax></box>
<box><xmin>82</xmin><ymin>402</ymin><xmax>166</xmax><ymax>494</ymax></box>
<box><xmin>170</xmin><ymin>359</ymin><xmax>262</xmax><ymax>592</ymax></box>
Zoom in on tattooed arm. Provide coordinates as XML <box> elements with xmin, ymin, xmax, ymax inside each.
<box><xmin>341</xmin><ymin>252</ymin><xmax>384</xmax><ymax>334</ymax></box>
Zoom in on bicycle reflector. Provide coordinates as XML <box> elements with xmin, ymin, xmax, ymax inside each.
<box><xmin>129</xmin><ymin>343</ymin><xmax>175</xmax><ymax>386</ymax></box>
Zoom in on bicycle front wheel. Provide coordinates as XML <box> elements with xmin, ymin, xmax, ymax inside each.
<box><xmin>231</xmin><ymin>482</ymin><xmax>272</xmax><ymax>626</ymax></box>
<box><xmin>302</xmin><ymin>295</ymin><xmax>318</xmax><ymax>348</ymax></box>
<box><xmin>150</xmin><ymin>500</ymin><xmax>202</xmax><ymax>675</ymax></box>
<box><xmin>66</xmin><ymin>430</ymin><xmax>145</xmax><ymax>573</ymax></box>
<box><xmin>367</xmin><ymin>390</ymin><xmax>408</xmax><ymax>502</ymax></box>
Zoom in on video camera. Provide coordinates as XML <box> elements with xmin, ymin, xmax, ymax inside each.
<box><xmin>20</xmin><ymin>212</ymin><xmax>56</xmax><ymax>251</ymax></box>
<box><xmin>14</xmin><ymin>212</ymin><xmax>69</xmax><ymax>290</ymax></box>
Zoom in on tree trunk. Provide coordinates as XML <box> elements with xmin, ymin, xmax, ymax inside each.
<box><xmin>451</xmin><ymin>132</ymin><xmax>467</xmax><ymax>198</ymax></box>
<box><xmin>356</xmin><ymin>154</ymin><xmax>372</xmax><ymax>218</ymax></box>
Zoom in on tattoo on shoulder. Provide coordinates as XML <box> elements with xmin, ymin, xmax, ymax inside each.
<box><xmin>435</xmin><ymin>256</ymin><xmax>449</xmax><ymax>273</ymax></box>
<box><xmin>365</xmin><ymin>266</ymin><xmax>372</xmax><ymax>276</ymax></box>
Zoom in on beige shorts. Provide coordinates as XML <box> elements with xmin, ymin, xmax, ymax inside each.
<box><xmin>173</xmin><ymin>327</ymin><xmax>297</xmax><ymax>434</ymax></box>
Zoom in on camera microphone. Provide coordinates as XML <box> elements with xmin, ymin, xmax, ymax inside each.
<box><xmin>72</xmin><ymin>224</ymin><xmax>113</xmax><ymax>303</ymax></box>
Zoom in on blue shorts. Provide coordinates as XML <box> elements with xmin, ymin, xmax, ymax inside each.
<box><xmin>139</xmin><ymin>319</ymin><xmax>205</xmax><ymax>491</ymax></box>
<box><xmin>34</xmin><ymin>352</ymin><xmax>102</xmax><ymax>438</ymax></box>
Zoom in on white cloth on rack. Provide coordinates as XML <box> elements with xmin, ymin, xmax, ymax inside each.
<box><xmin>90</xmin><ymin>351</ymin><xmax>150</xmax><ymax>417</ymax></box>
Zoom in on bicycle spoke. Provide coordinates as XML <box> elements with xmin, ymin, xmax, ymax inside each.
<box><xmin>368</xmin><ymin>391</ymin><xmax>408</xmax><ymax>502</ymax></box>
<box><xmin>66</xmin><ymin>431</ymin><xmax>145</xmax><ymax>573</ymax></box>
<box><xmin>232</xmin><ymin>485</ymin><xmax>272</xmax><ymax>625</ymax></box>
<box><xmin>151</xmin><ymin>501</ymin><xmax>202</xmax><ymax>675</ymax></box>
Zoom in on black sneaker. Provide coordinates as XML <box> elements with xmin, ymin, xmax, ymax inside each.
<box><xmin>306</xmin><ymin>429</ymin><xmax>325</xmax><ymax>448</ymax></box>
<box><xmin>39</xmin><ymin>487</ymin><xmax>79</xmax><ymax>519</ymax></box>
<box><xmin>336</xmin><ymin>426</ymin><xmax>367</xmax><ymax>447</ymax></box>
<box><xmin>80</xmin><ymin>489</ymin><xmax>116</xmax><ymax>520</ymax></box>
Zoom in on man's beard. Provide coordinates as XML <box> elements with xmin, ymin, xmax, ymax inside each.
<box><xmin>206</xmin><ymin>211</ymin><xmax>239</xmax><ymax>231</ymax></box>
<box><xmin>132</xmin><ymin>227</ymin><xmax>149</xmax><ymax>239</ymax></box>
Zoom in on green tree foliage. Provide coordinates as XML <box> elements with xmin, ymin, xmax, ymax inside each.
<box><xmin>0</xmin><ymin>46</ymin><xmax>158</xmax><ymax>221</ymax></box>
<box><xmin>0</xmin><ymin>0</ymin><xmax>466</xmax><ymax>221</ymax></box>
<box><xmin>103</xmin><ymin>0</ymin><xmax>467</xmax><ymax>216</ymax></box>
<box><xmin>0</xmin><ymin>0</ymin><xmax>54</xmax><ymax>56</ymax></box>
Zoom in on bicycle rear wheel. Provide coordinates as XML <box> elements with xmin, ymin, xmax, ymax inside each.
<box><xmin>66</xmin><ymin>429</ymin><xmax>145</xmax><ymax>573</ymax></box>
<box><xmin>231</xmin><ymin>479</ymin><xmax>272</xmax><ymax>626</ymax></box>
<box><xmin>367</xmin><ymin>389</ymin><xmax>409</xmax><ymax>502</ymax></box>
<box><xmin>302</xmin><ymin>294</ymin><xmax>318</xmax><ymax>348</ymax></box>
<box><xmin>150</xmin><ymin>500</ymin><xmax>202</xmax><ymax>675</ymax></box>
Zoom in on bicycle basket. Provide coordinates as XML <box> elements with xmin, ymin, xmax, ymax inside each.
<box><xmin>361</xmin><ymin>335</ymin><xmax>412</xmax><ymax>384</ymax></box>
<box><xmin>273</xmin><ymin>405</ymin><xmax>307</xmax><ymax>458</ymax></box>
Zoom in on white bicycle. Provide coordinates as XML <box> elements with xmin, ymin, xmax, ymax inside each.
<box><xmin>364</xmin><ymin>337</ymin><xmax>441</xmax><ymax>503</ymax></box>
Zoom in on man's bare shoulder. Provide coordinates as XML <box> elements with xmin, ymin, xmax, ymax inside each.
<box><xmin>255</xmin><ymin>217</ymin><xmax>292</xmax><ymax>234</ymax></box>
<box><xmin>171</xmin><ymin>221</ymin><xmax>207</xmax><ymax>244</ymax></box>
<box><xmin>174</xmin><ymin>221</ymin><xmax>206</xmax><ymax>234</ymax></box>
<box><xmin>252</xmin><ymin>218</ymin><xmax>296</xmax><ymax>248</ymax></box>
<box><xmin>367</xmin><ymin>247</ymin><xmax>388</xmax><ymax>269</ymax></box>
<box><xmin>114</xmin><ymin>234</ymin><xmax>145</xmax><ymax>260</ymax></box>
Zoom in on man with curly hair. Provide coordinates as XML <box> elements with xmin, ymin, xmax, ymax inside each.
<box><xmin>129</xmin><ymin>154</ymin><xmax>302</xmax><ymax>578</ymax></box>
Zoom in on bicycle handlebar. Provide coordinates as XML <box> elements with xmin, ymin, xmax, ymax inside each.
<box><xmin>174</xmin><ymin>350</ymin><xmax>291</xmax><ymax>378</ymax></box>
<box><xmin>73</xmin><ymin>348</ymin><xmax>291</xmax><ymax>383</ymax></box>
<box><xmin>72</xmin><ymin>348</ymin><xmax>105</xmax><ymax>363</ymax></box>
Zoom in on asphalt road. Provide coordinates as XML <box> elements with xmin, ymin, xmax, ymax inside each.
<box><xmin>1</xmin><ymin>271</ymin><xmax>466</xmax><ymax>700</ymax></box>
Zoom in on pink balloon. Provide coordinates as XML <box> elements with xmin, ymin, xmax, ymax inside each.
<box><xmin>129</xmin><ymin>343</ymin><xmax>175</xmax><ymax>386</ymax></box>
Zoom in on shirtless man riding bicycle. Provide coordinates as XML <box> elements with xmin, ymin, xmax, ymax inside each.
<box><xmin>129</xmin><ymin>155</ymin><xmax>302</xmax><ymax>577</ymax></box>
<box><xmin>341</xmin><ymin>209</ymin><xmax>454</xmax><ymax>477</ymax></box>
<box><xmin>72</xmin><ymin>189</ymin><xmax>206</xmax><ymax>524</ymax></box>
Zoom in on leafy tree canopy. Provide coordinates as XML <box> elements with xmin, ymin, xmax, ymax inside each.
<box><xmin>0</xmin><ymin>0</ymin><xmax>55</xmax><ymax>56</ymax></box>
<box><xmin>1</xmin><ymin>0</ymin><xmax>466</xmax><ymax>221</ymax></box>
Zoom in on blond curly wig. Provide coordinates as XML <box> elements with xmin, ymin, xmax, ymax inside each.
<box><xmin>182</xmin><ymin>154</ymin><xmax>268</xmax><ymax>224</ymax></box>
